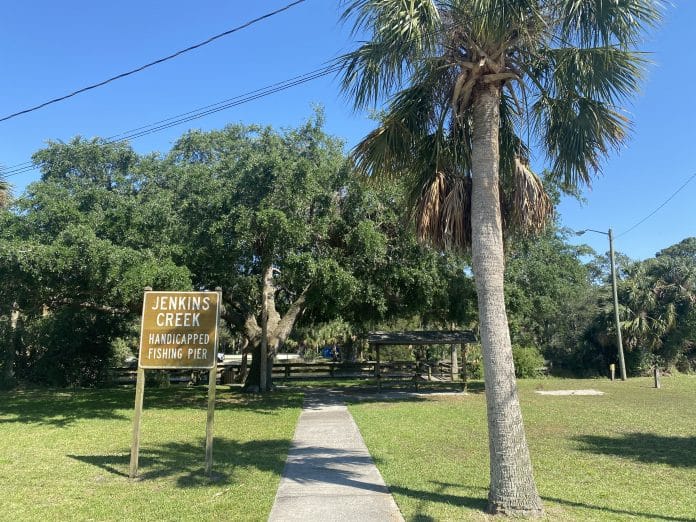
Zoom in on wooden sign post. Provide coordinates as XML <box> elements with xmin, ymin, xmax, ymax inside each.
<box><xmin>130</xmin><ymin>289</ymin><xmax>220</xmax><ymax>479</ymax></box>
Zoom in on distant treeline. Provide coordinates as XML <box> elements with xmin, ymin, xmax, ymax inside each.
<box><xmin>1</xmin><ymin>116</ymin><xmax>694</xmax><ymax>387</ymax></box>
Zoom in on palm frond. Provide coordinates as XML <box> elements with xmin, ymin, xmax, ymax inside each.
<box><xmin>503</xmin><ymin>158</ymin><xmax>553</xmax><ymax>235</ymax></box>
<box><xmin>441</xmin><ymin>174</ymin><xmax>471</xmax><ymax>250</ymax></box>
<box><xmin>341</xmin><ymin>0</ymin><xmax>658</xmax><ymax>254</ymax></box>
<box><xmin>552</xmin><ymin>0</ymin><xmax>665</xmax><ymax>46</ymax></box>
<box><xmin>542</xmin><ymin>46</ymin><xmax>648</xmax><ymax>103</ymax></box>
<box><xmin>338</xmin><ymin>0</ymin><xmax>441</xmax><ymax>109</ymax></box>
<box><xmin>412</xmin><ymin>156</ymin><xmax>551</xmax><ymax>254</ymax></box>
<box><xmin>415</xmin><ymin>170</ymin><xmax>447</xmax><ymax>245</ymax></box>
<box><xmin>351</xmin><ymin>58</ymin><xmax>454</xmax><ymax>178</ymax></box>
<box><xmin>535</xmin><ymin>94</ymin><xmax>628</xmax><ymax>186</ymax></box>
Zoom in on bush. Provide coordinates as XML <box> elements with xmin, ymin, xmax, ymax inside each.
<box><xmin>463</xmin><ymin>343</ymin><xmax>483</xmax><ymax>380</ymax></box>
<box><xmin>675</xmin><ymin>352</ymin><xmax>696</xmax><ymax>374</ymax></box>
<box><xmin>512</xmin><ymin>345</ymin><xmax>546</xmax><ymax>378</ymax></box>
<box><xmin>0</xmin><ymin>317</ymin><xmax>16</xmax><ymax>389</ymax></box>
<box><xmin>146</xmin><ymin>370</ymin><xmax>171</xmax><ymax>388</ymax></box>
<box><xmin>109</xmin><ymin>337</ymin><xmax>136</xmax><ymax>367</ymax></box>
<box><xmin>19</xmin><ymin>309</ymin><xmax>128</xmax><ymax>387</ymax></box>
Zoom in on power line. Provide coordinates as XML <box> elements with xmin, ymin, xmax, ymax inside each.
<box><xmin>617</xmin><ymin>172</ymin><xmax>696</xmax><ymax>238</ymax></box>
<box><xmin>0</xmin><ymin>3</ymin><xmax>650</xmax><ymax>179</ymax></box>
<box><xmin>0</xmin><ymin>4</ymin><xmax>558</xmax><ymax>177</ymax></box>
<box><xmin>111</xmin><ymin>66</ymin><xmax>341</xmax><ymax>142</ymax></box>
<box><xmin>2</xmin><ymin>63</ymin><xmax>341</xmax><ymax>178</ymax></box>
<box><xmin>0</xmin><ymin>0</ymin><xmax>306</xmax><ymax>123</ymax></box>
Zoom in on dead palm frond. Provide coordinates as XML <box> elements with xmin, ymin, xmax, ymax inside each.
<box><xmin>503</xmin><ymin>158</ymin><xmax>553</xmax><ymax>235</ymax></box>
<box><xmin>0</xmin><ymin>178</ymin><xmax>11</xmax><ymax>209</ymax></box>
<box><xmin>413</xmin><ymin>158</ymin><xmax>552</xmax><ymax>252</ymax></box>
<box><xmin>415</xmin><ymin>170</ymin><xmax>447</xmax><ymax>244</ymax></box>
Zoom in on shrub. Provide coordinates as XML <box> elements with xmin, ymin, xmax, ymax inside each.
<box><xmin>109</xmin><ymin>337</ymin><xmax>136</xmax><ymax>367</ymax></box>
<box><xmin>512</xmin><ymin>345</ymin><xmax>546</xmax><ymax>378</ymax></box>
<box><xmin>146</xmin><ymin>370</ymin><xmax>171</xmax><ymax>388</ymax></box>
<box><xmin>463</xmin><ymin>343</ymin><xmax>483</xmax><ymax>380</ymax></box>
<box><xmin>19</xmin><ymin>309</ymin><xmax>127</xmax><ymax>387</ymax></box>
<box><xmin>0</xmin><ymin>317</ymin><xmax>16</xmax><ymax>389</ymax></box>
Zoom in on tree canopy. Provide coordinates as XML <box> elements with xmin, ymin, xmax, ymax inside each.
<box><xmin>0</xmin><ymin>113</ymin><xmax>480</xmax><ymax>387</ymax></box>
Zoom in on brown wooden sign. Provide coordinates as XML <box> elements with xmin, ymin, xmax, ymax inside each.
<box><xmin>138</xmin><ymin>291</ymin><xmax>220</xmax><ymax>369</ymax></box>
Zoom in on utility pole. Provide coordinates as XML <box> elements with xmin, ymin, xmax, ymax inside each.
<box><xmin>575</xmin><ymin>228</ymin><xmax>627</xmax><ymax>380</ymax></box>
<box><xmin>608</xmin><ymin>228</ymin><xmax>627</xmax><ymax>381</ymax></box>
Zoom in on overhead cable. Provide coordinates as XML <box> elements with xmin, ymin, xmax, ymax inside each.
<box><xmin>617</xmin><ymin>172</ymin><xmax>696</xmax><ymax>238</ymax></box>
<box><xmin>0</xmin><ymin>0</ymin><xmax>306</xmax><ymax>123</ymax></box>
<box><xmin>2</xmin><ymin>63</ymin><xmax>340</xmax><ymax>178</ymax></box>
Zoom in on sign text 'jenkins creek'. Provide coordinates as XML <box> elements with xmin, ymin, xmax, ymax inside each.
<box><xmin>138</xmin><ymin>291</ymin><xmax>220</xmax><ymax>369</ymax></box>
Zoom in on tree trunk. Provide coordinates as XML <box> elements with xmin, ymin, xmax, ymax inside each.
<box><xmin>470</xmin><ymin>86</ymin><xmax>543</xmax><ymax>516</ymax></box>
<box><xmin>243</xmin><ymin>340</ymin><xmax>272</xmax><ymax>393</ymax></box>
<box><xmin>242</xmin><ymin>268</ymin><xmax>309</xmax><ymax>393</ymax></box>
<box><xmin>461</xmin><ymin>343</ymin><xmax>468</xmax><ymax>391</ymax></box>
<box><xmin>3</xmin><ymin>307</ymin><xmax>19</xmax><ymax>383</ymax></box>
<box><xmin>241</xmin><ymin>311</ymin><xmax>264</xmax><ymax>392</ymax></box>
<box><xmin>234</xmin><ymin>338</ymin><xmax>250</xmax><ymax>383</ymax></box>
<box><xmin>260</xmin><ymin>266</ymin><xmax>272</xmax><ymax>393</ymax></box>
<box><xmin>450</xmin><ymin>343</ymin><xmax>458</xmax><ymax>381</ymax></box>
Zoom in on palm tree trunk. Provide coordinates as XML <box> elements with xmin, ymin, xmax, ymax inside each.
<box><xmin>470</xmin><ymin>85</ymin><xmax>543</xmax><ymax>516</ymax></box>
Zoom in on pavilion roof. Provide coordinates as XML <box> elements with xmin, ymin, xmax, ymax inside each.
<box><xmin>367</xmin><ymin>330</ymin><xmax>476</xmax><ymax>346</ymax></box>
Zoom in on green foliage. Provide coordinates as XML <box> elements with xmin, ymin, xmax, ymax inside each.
<box><xmin>17</xmin><ymin>309</ymin><xmax>127</xmax><ymax>387</ymax></box>
<box><xmin>0</xmin><ymin>177</ymin><xmax>11</xmax><ymax>209</ymax></box>
<box><xmin>4</xmin><ymin>108</ymin><xmax>690</xmax><ymax>386</ymax></box>
<box><xmin>2</xmin><ymin>113</ymin><xmax>480</xmax><ymax>386</ymax></box>
<box><xmin>512</xmin><ymin>345</ymin><xmax>546</xmax><ymax>378</ymax></box>
<box><xmin>318</xmin><ymin>177</ymin><xmax>477</xmax><ymax>329</ymax></box>
<box><xmin>464</xmin><ymin>343</ymin><xmax>483</xmax><ymax>379</ymax></box>
<box><xmin>108</xmin><ymin>337</ymin><xmax>135</xmax><ymax>367</ymax></box>
<box><xmin>505</xmin><ymin>224</ymin><xmax>597</xmax><ymax>371</ymax></box>
<box><xmin>0</xmin><ymin>316</ymin><xmax>16</xmax><ymax>389</ymax></box>
<box><xmin>0</xmin><ymin>138</ymin><xmax>193</xmax><ymax>386</ymax></box>
<box><xmin>617</xmin><ymin>238</ymin><xmax>696</xmax><ymax>372</ymax></box>
<box><xmin>577</xmin><ymin>236</ymin><xmax>696</xmax><ymax>376</ymax></box>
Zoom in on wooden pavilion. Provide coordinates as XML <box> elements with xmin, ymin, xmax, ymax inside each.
<box><xmin>367</xmin><ymin>330</ymin><xmax>476</xmax><ymax>391</ymax></box>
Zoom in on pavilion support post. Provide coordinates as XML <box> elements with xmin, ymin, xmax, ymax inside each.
<box><xmin>450</xmin><ymin>343</ymin><xmax>459</xmax><ymax>382</ymax></box>
<box><xmin>375</xmin><ymin>344</ymin><xmax>381</xmax><ymax>392</ymax></box>
<box><xmin>461</xmin><ymin>343</ymin><xmax>468</xmax><ymax>392</ymax></box>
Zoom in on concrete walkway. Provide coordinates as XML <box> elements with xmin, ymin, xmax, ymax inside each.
<box><xmin>268</xmin><ymin>390</ymin><xmax>404</xmax><ymax>522</ymax></box>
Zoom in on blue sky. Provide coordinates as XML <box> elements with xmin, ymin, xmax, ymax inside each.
<box><xmin>1</xmin><ymin>1</ymin><xmax>693</xmax><ymax>261</ymax></box>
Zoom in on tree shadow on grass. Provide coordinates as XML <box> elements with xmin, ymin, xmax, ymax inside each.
<box><xmin>389</xmin><ymin>481</ymin><xmax>489</xmax><ymax>519</ymax></box>
<box><xmin>388</xmin><ymin>481</ymin><xmax>695</xmax><ymax>522</ymax></box>
<box><xmin>0</xmin><ymin>387</ymin><xmax>304</xmax><ymax>427</ymax></box>
<box><xmin>69</xmin><ymin>437</ymin><xmax>291</xmax><ymax>488</ymax></box>
<box><xmin>328</xmin><ymin>381</ymin><xmax>485</xmax><ymax>407</ymax></box>
<box><xmin>574</xmin><ymin>432</ymin><xmax>696</xmax><ymax>468</ymax></box>
<box><xmin>543</xmin><ymin>495</ymin><xmax>695</xmax><ymax>522</ymax></box>
<box><xmin>0</xmin><ymin>388</ymin><xmax>131</xmax><ymax>427</ymax></box>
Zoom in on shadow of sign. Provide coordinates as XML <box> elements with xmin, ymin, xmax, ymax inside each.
<box><xmin>69</xmin><ymin>437</ymin><xmax>291</xmax><ymax>488</ymax></box>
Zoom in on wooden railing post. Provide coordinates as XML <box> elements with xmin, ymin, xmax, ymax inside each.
<box><xmin>461</xmin><ymin>343</ymin><xmax>468</xmax><ymax>392</ymax></box>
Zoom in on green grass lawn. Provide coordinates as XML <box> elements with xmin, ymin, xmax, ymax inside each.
<box><xmin>0</xmin><ymin>385</ymin><xmax>303</xmax><ymax>521</ymax></box>
<box><xmin>348</xmin><ymin>376</ymin><xmax>696</xmax><ymax>522</ymax></box>
<box><xmin>2</xmin><ymin>377</ymin><xmax>695</xmax><ymax>521</ymax></box>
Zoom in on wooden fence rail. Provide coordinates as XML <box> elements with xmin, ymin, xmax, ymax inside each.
<box><xmin>109</xmin><ymin>359</ymin><xmax>469</xmax><ymax>389</ymax></box>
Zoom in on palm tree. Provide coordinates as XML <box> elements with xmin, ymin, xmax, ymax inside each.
<box><xmin>621</xmin><ymin>255</ymin><xmax>696</xmax><ymax>365</ymax></box>
<box><xmin>339</xmin><ymin>0</ymin><xmax>662</xmax><ymax>515</ymax></box>
<box><xmin>0</xmin><ymin>177</ymin><xmax>10</xmax><ymax>209</ymax></box>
